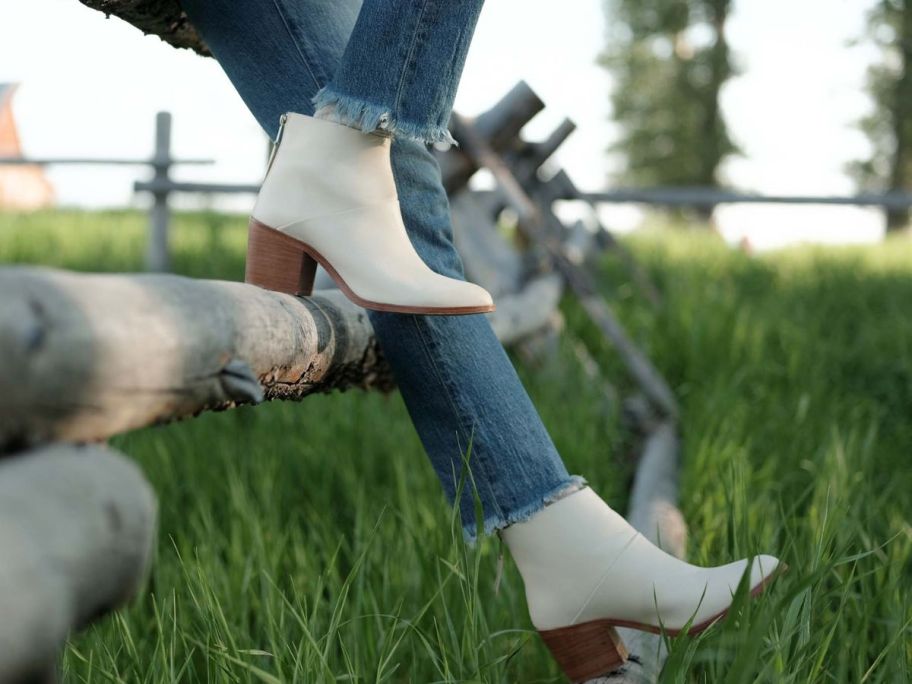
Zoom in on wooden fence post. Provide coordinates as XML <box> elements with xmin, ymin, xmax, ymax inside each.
<box><xmin>146</xmin><ymin>111</ymin><xmax>172</xmax><ymax>272</ymax></box>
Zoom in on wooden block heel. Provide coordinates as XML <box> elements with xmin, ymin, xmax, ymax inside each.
<box><xmin>245</xmin><ymin>219</ymin><xmax>317</xmax><ymax>296</ymax></box>
<box><xmin>538</xmin><ymin>620</ymin><xmax>629</xmax><ymax>682</ymax></box>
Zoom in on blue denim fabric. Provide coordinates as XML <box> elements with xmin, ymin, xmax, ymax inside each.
<box><xmin>311</xmin><ymin>0</ymin><xmax>485</xmax><ymax>145</ymax></box>
<box><xmin>179</xmin><ymin>0</ymin><xmax>587</xmax><ymax>545</ymax></box>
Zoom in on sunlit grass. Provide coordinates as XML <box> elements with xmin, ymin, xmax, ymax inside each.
<box><xmin>1</xmin><ymin>209</ymin><xmax>909</xmax><ymax>681</ymax></box>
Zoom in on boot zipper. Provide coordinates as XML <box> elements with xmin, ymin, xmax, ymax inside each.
<box><xmin>264</xmin><ymin>113</ymin><xmax>288</xmax><ymax>177</ymax></box>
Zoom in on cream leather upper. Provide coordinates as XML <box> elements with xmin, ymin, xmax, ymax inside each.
<box><xmin>501</xmin><ymin>486</ymin><xmax>779</xmax><ymax>631</ymax></box>
<box><xmin>251</xmin><ymin>112</ymin><xmax>493</xmax><ymax>311</ymax></box>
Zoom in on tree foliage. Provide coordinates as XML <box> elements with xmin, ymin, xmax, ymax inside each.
<box><xmin>599</xmin><ymin>0</ymin><xmax>738</xmax><ymax>189</ymax></box>
<box><xmin>851</xmin><ymin>0</ymin><xmax>912</xmax><ymax>231</ymax></box>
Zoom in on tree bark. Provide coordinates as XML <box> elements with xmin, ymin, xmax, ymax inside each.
<box><xmin>887</xmin><ymin>0</ymin><xmax>912</xmax><ymax>231</ymax></box>
<box><xmin>78</xmin><ymin>0</ymin><xmax>209</xmax><ymax>55</ymax></box>
<box><xmin>0</xmin><ymin>266</ymin><xmax>558</xmax><ymax>453</ymax></box>
<box><xmin>0</xmin><ymin>266</ymin><xmax>388</xmax><ymax>452</ymax></box>
<box><xmin>0</xmin><ymin>444</ymin><xmax>157</xmax><ymax>683</ymax></box>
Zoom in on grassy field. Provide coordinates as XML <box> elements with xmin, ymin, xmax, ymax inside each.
<box><xmin>1</xmin><ymin>209</ymin><xmax>910</xmax><ymax>682</ymax></box>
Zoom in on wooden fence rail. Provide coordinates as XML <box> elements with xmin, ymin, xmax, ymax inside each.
<box><xmin>0</xmin><ymin>266</ymin><xmax>566</xmax><ymax>453</ymax></box>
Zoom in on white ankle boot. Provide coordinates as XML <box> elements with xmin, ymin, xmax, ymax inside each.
<box><xmin>245</xmin><ymin>112</ymin><xmax>495</xmax><ymax>315</ymax></box>
<box><xmin>500</xmin><ymin>486</ymin><xmax>781</xmax><ymax>681</ymax></box>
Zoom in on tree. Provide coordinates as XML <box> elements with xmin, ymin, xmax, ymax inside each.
<box><xmin>599</xmin><ymin>0</ymin><xmax>738</xmax><ymax>194</ymax></box>
<box><xmin>850</xmin><ymin>0</ymin><xmax>912</xmax><ymax>233</ymax></box>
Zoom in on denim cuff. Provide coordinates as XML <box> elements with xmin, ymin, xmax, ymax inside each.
<box><xmin>312</xmin><ymin>85</ymin><xmax>459</xmax><ymax>147</ymax></box>
<box><xmin>461</xmin><ymin>474</ymin><xmax>590</xmax><ymax>548</ymax></box>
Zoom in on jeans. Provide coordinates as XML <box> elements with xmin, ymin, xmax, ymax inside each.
<box><xmin>179</xmin><ymin>0</ymin><xmax>587</xmax><ymax>545</ymax></box>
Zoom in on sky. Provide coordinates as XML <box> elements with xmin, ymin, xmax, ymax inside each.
<box><xmin>0</xmin><ymin>0</ymin><xmax>888</xmax><ymax>249</ymax></box>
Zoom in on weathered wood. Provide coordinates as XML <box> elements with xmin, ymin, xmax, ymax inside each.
<box><xmin>450</xmin><ymin>114</ymin><xmax>679</xmax><ymax>419</ymax></box>
<box><xmin>0</xmin><ymin>444</ymin><xmax>157</xmax><ymax>683</ymax></box>
<box><xmin>147</xmin><ymin>111</ymin><xmax>172</xmax><ymax>272</ymax></box>
<box><xmin>487</xmin><ymin>273</ymin><xmax>563</xmax><ymax>343</ymax></box>
<box><xmin>472</xmin><ymin>81</ymin><xmax>546</xmax><ymax>154</ymax></box>
<box><xmin>625</xmin><ymin>422</ymin><xmax>686</xmax><ymax>553</ymax></box>
<box><xmin>524</xmin><ymin>119</ymin><xmax>578</xmax><ymax>169</ymax></box>
<box><xmin>506</xmin><ymin>119</ymin><xmax>578</xmax><ymax>188</ymax></box>
<box><xmin>535</xmin><ymin>170</ymin><xmax>663</xmax><ymax>307</ymax></box>
<box><xmin>597</xmin><ymin>421</ymin><xmax>685</xmax><ymax>683</ymax></box>
<box><xmin>78</xmin><ymin>0</ymin><xmax>209</xmax><ymax>55</ymax></box>
<box><xmin>450</xmin><ymin>190</ymin><xmax>523</xmax><ymax>297</ymax></box>
<box><xmin>449</xmin><ymin>188</ymin><xmax>567</xmax><ymax>363</ymax></box>
<box><xmin>0</xmin><ymin>266</ymin><xmax>387</xmax><ymax>452</ymax></box>
<box><xmin>0</xmin><ymin>266</ymin><xmax>559</xmax><ymax>452</ymax></box>
<box><xmin>569</xmin><ymin>335</ymin><xmax>619</xmax><ymax>418</ymax></box>
<box><xmin>439</xmin><ymin>81</ymin><xmax>545</xmax><ymax>193</ymax></box>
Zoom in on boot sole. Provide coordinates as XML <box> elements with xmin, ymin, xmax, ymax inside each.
<box><xmin>245</xmin><ymin>218</ymin><xmax>496</xmax><ymax>315</ymax></box>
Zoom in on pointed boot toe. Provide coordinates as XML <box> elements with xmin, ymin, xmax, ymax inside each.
<box><xmin>501</xmin><ymin>486</ymin><xmax>783</xmax><ymax>682</ymax></box>
<box><xmin>415</xmin><ymin>274</ymin><xmax>495</xmax><ymax>313</ymax></box>
<box><xmin>245</xmin><ymin>112</ymin><xmax>495</xmax><ymax>315</ymax></box>
<box><xmin>747</xmin><ymin>554</ymin><xmax>782</xmax><ymax>595</ymax></box>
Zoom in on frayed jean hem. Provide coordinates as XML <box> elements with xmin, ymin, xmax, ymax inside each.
<box><xmin>312</xmin><ymin>85</ymin><xmax>459</xmax><ymax>147</ymax></box>
<box><xmin>461</xmin><ymin>475</ymin><xmax>589</xmax><ymax>548</ymax></box>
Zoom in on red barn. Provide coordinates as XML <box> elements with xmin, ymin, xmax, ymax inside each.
<box><xmin>0</xmin><ymin>83</ymin><xmax>54</xmax><ymax>209</ymax></box>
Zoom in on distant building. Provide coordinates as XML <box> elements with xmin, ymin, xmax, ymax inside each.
<box><xmin>0</xmin><ymin>83</ymin><xmax>54</xmax><ymax>209</ymax></box>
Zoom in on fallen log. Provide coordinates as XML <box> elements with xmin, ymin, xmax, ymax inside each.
<box><xmin>0</xmin><ymin>266</ymin><xmax>558</xmax><ymax>453</ymax></box>
<box><xmin>450</xmin><ymin>190</ymin><xmax>524</xmax><ymax>298</ymax></box>
<box><xmin>0</xmin><ymin>266</ymin><xmax>385</xmax><ymax>452</ymax></box>
<box><xmin>599</xmin><ymin>421</ymin><xmax>685</xmax><ymax>683</ymax></box>
<box><xmin>0</xmin><ymin>444</ymin><xmax>157</xmax><ymax>682</ymax></box>
<box><xmin>487</xmin><ymin>273</ymin><xmax>562</xmax><ymax>342</ymax></box>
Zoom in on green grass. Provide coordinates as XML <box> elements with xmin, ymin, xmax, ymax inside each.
<box><xmin>1</xmin><ymin>209</ymin><xmax>910</xmax><ymax>682</ymax></box>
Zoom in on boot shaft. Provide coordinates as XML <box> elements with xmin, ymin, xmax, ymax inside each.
<box><xmin>253</xmin><ymin>112</ymin><xmax>398</xmax><ymax>229</ymax></box>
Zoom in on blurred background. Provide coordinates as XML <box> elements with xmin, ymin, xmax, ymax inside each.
<box><xmin>1</xmin><ymin>0</ymin><xmax>907</xmax><ymax>248</ymax></box>
<box><xmin>2</xmin><ymin>1</ymin><xmax>911</xmax><ymax>682</ymax></box>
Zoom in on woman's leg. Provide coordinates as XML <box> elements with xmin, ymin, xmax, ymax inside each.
<box><xmin>310</xmin><ymin>0</ymin><xmax>482</xmax><ymax>146</ymax></box>
<box><xmin>175</xmin><ymin>6</ymin><xmax>783</xmax><ymax>680</ymax></box>
<box><xmin>179</xmin><ymin>0</ymin><xmax>587</xmax><ymax>544</ymax></box>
